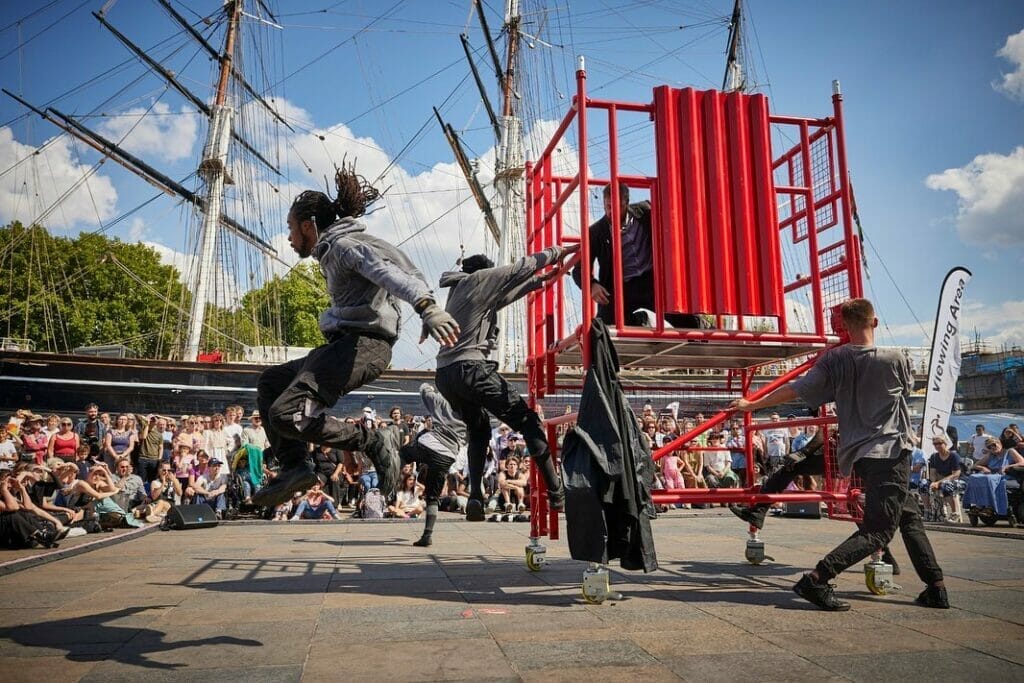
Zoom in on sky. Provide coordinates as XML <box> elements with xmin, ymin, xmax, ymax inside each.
<box><xmin>0</xmin><ymin>0</ymin><xmax>1022</xmax><ymax>369</ymax></box>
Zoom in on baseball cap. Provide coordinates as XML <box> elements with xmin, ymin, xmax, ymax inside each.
<box><xmin>209</xmin><ymin>458</ymin><xmax>223</xmax><ymax>466</ymax></box>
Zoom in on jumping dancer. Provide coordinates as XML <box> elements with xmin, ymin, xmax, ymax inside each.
<box><xmin>434</xmin><ymin>245</ymin><xmax>578</xmax><ymax>521</ymax></box>
<box><xmin>252</xmin><ymin>163</ymin><xmax>460</xmax><ymax>507</ymax></box>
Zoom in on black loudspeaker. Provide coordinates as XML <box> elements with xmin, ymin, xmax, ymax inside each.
<box><xmin>165</xmin><ymin>503</ymin><xmax>219</xmax><ymax>530</ymax></box>
<box><xmin>782</xmin><ymin>501</ymin><xmax>822</xmax><ymax>519</ymax></box>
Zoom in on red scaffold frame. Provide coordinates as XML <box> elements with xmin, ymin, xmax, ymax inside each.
<box><xmin>523</xmin><ymin>63</ymin><xmax>867</xmax><ymax>543</ymax></box>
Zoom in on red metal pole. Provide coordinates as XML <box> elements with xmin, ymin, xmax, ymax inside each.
<box><xmin>576</xmin><ymin>62</ymin><xmax>592</xmax><ymax>370</ymax></box>
<box><xmin>831</xmin><ymin>82</ymin><xmax>863</xmax><ymax>298</ymax></box>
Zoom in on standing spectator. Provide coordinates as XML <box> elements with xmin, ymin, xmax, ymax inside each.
<box><xmin>192</xmin><ymin>458</ymin><xmax>229</xmax><ymax>517</ymax></box>
<box><xmin>43</xmin><ymin>414</ymin><xmax>61</xmax><ymax>439</ymax></box>
<box><xmin>726</xmin><ymin>425</ymin><xmax>747</xmax><ymax>486</ymax></box>
<box><xmin>203</xmin><ymin>413</ymin><xmax>230</xmax><ymax>462</ymax></box>
<box><xmin>175</xmin><ymin>416</ymin><xmax>205</xmax><ymax>455</ymax></box>
<box><xmin>103</xmin><ymin>414</ymin><xmax>137</xmax><ymax>470</ymax></box>
<box><xmin>47</xmin><ymin>418</ymin><xmax>79</xmax><ymax>463</ymax></box>
<box><xmin>72</xmin><ymin>444</ymin><xmax>92</xmax><ymax>480</ymax></box>
<box><xmin>241</xmin><ymin>410</ymin><xmax>269</xmax><ymax>451</ymax></box>
<box><xmin>75</xmin><ymin>403</ymin><xmax>107</xmax><ymax>461</ymax></box>
<box><xmin>20</xmin><ymin>415</ymin><xmax>49</xmax><ymax>465</ymax></box>
<box><xmin>313</xmin><ymin>445</ymin><xmax>346</xmax><ymax>507</ymax></box>
<box><xmin>173</xmin><ymin>443</ymin><xmax>197</xmax><ymax>501</ymax></box>
<box><xmin>223</xmin><ymin>405</ymin><xmax>245</xmax><ymax>451</ymax></box>
<box><xmin>0</xmin><ymin>430</ymin><xmax>18</xmax><ymax>470</ymax></box>
<box><xmin>136</xmin><ymin>415</ymin><xmax>165</xmax><ymax>484</ymax></box>
<box><xmin>763</xmin><ymin>413</ymin><xmax>790</xmax><ymax>472</ymax></box>
<box><xmin>969</xmin><ymin>424</ymin><xmax>993</xmax><ymax>460</ymax></box>
<box><xmin>389</xmin><ymin>406</ymin><xmax>411</xmax><ymax>446</ymax></box>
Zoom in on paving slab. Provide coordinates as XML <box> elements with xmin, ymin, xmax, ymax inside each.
<box><xmin>0</xmin><ymin>514</ymin><xmax>1019</xmax><ymax>681</ymax></box>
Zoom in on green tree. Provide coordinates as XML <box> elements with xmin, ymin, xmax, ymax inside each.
<box><xmin>241</xmin><ymin>261</ymin><xmax>328</xmax><ymax>348</ymax></box>
<box><xmin>0</xmin><ymin>221</ymin><xmax>191</xmax><ymax>357</ymax></box>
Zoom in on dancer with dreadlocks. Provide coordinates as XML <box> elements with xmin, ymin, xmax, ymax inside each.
<box><xmin>252</xmin><ymin>163</ymin><xmax>460</xmax><ymax>507</ymax></box>
<box><xmin>433</xmin><ymin>244</ymin><xmax>579</xmax><ymax>521</ymax></box>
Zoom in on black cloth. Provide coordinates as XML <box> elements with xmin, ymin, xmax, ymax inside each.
<box><xmin>400</xmin><ymin>441</ymin><xmax>453</xmax><ymax>504</ymax></box>
<box><xmin>257</xmin><ymin>330</ymin><xmax>392</xmax><ymax>467</ymax></box>
<box><xmin>0</xmin><ymin>510</ymin><xmax>43</xmax><ymax>548</ymax></box>
<box><xmin>560</xmin><ymin>318</ymin><xmax>658</xmax><ymax>572</ymax></box>
<box><xmin>816</xmin><ymin>450</ymin><xmax>943</xmax><ymax>584</ymax></box>
<box><xmin>435</xmin><ymin>360</ymin><xmax>557</xmax><ymax>501</ymax></box>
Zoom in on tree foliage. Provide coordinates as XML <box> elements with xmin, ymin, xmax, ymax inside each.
<box><xmin>1</xmin><ymin>222</ymin><xmax>329</xmax><ymax>359</ymax></box>
<box><xmin>0</xmin><ymin>222</ymin><xmax>191</xmax><ymax>357</ymax></box>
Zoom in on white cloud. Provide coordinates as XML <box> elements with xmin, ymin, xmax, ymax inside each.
<box><xmin>925</xmin><ymin>146</ymin><xmax>1024</xmax><ymax>246</ymax></box>
<box><xmin>97</xmin><ymin>102</ymin><xmax>199</xmax><ymax>163</ymax></box>
<box><xmin>0</xmin><ymin>128</ymin><xmax>119</xmax><ymax>229</ymax></box>
<box><xmin>882</xmin><ymin>298</ymin><xmax>1024</xmax><ymax>351</ymax></box>
<box><xmin>995</xmin><ymin>28</ymin><xmax>1024</xmax><ymax>100</ymax></box>
<box><xmin>128</xmin><ymin>216</ymin><xmax>146</xmax><ymax>241</ymax></box>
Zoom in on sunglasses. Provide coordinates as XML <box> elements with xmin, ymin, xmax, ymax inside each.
<box><xmin>986</xmin><ymin>444</ymin><xmax>1000</xmax><ymax>451</ymax></box>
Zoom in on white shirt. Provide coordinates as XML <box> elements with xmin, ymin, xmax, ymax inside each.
<box><xmin>223</xmin><ymin>423</ymin><xmax>244</xmax><ymax>450</ymax></box>
<box><xmin>197</xmin><ymin>472</ymin><xmax>228</xmax><ymax>494</ymax></box>
<box><xmin>702</xmin><ymin>451</ymin><xmax>729</xmax><ymax>472</ymax></box>
<box><xmin>242</xmin><ymin>426</ymin><xmax>269</xmax><ymax>450</ymax></box>
<box><xmin>969</xmin><ymin>433</ymin><xmax>992</xmax><ymax>458</ymax></box>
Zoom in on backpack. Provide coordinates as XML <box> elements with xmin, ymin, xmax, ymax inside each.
<box><xmin>361</xmin><ymin>488</ymin><xmax>386</xmax><ymax>519</ymax></box>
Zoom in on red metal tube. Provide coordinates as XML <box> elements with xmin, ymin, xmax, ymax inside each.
<box><xmin>832</xmin><ymin>88</ymin><xmax>863</xmax><ymax>297</ymax></box>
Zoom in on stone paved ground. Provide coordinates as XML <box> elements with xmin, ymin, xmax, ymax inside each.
<box><xmin>0</xmin><ymin>513</ymin><xmax>1021</xmax><ymax>682</ymax></box>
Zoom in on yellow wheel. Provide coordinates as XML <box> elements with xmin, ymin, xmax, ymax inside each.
<box><xmin>525</xmin><ymin>549</ymin><xmax>543</xmax><ymax>572</ymax></box>
<box><xmin>581</xmin><ymin>587</ymin><xmax>604</xmax><ymax>604</ymax></box>
<box><xmin>864</xmin><ymin>566</ymin><xmax>887</xmax><ymax>595</ymax></box>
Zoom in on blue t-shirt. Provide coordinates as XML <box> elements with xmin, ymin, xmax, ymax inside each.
<box><xmin>910</xmin><ymin>448</ymin><xmax>927</xmax><ymax>486</ymax></box>
<box><xmin>928</xmin><ymin>451</ymin><xmax>961</xmax><ymax>479</ymax></box>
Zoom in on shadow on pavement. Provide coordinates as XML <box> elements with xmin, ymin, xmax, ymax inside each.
<box><xmin>0</xmin><ymin>606</ymin><xmax>262</xmax><ymax>669</ymax></box>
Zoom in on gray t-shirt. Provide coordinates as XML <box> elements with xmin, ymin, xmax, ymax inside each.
<box><xmin>792</xmin><ymin>344</ymin><xmax>913</xmax><ymax>475</ymax></box>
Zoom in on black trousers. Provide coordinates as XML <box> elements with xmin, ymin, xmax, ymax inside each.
<box><xmin>816</xmin><ymin>451</ymin><xmax>944</xmax><ymax>585</ymax></box>
<box><xmin>401</xmin><ymin>441</ymin><xmax>453</xmax><ymax>504</ymax></box>
<box><xmin>597</xmin><ymin>270</ymin><xmax>702</xmax><ymax>329</ymax></box>
<box><xmin>435</xmin><ymin>360</ymin><xmax>554</xmax><ymax>500</ymax></box>
<box><xmin>256</xmin><ymin>331</ymin><xmax>392</xmax><ymax>467</ymax></box>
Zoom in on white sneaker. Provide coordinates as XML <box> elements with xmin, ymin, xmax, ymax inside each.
<box><xmin>66</xmin><ymin>527</ymin><xmax>88</xmax><ymax>538</ymax></box>
<box><xmin>517</xmin><ymin>503</ymin><xmax>526</xmax><ymax>512</ymax></box>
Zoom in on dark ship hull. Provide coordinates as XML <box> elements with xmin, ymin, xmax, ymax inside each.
<box><xmin>0</xmin><ymin>350</ymin><xmax>495</xmax><ymax>417</ymax></box>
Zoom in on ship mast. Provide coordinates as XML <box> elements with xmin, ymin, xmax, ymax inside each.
<box><xmin>722</xmin><ymin>0</ymin><xmax>745</xmax><ymax>92</ymax></box>
<box><xmin>494</xmin><ymin>0</ymin><xmax>526</xmax><ymax>372</ymax></box>
<box><xmin>184</xmin><ymin>0</ymin><xmax>243</xmax><ymax>361</ymax></box>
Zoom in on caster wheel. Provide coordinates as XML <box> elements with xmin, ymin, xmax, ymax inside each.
<box><xmin>864</xmin><ymin>566</ymin><xmax>887</xmax><ymax>595</ymax></box>
<box><xmin>981</xmin><ymin>512</ymin><xmax>998</xmax><ymax>527</ymax></box>
<box><xmin>525</xmin><ymin>547</ymin><xmax>545</xmax><ymax>572</ymax></box>
<box><xmin>968</xmin><ymin>513</ymin><xmax>979</xmax><ymax>527</ymax></box>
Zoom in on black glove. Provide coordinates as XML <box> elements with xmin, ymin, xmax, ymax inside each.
<box><xmin>419</xmin><ymin>303</ymin><xmax>460</xmax><ymax>346</ymax></box>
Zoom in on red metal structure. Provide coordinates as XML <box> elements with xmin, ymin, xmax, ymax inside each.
<box><xmin>522</xmin><ymin>64</ymin><xmax>867</xmax><ymax>558</ymax></box>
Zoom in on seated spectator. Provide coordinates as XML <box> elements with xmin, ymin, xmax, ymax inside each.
<box><xmin>173</xmin><ymin>444</ymin><xmax>197</xmax><ymax>501</ymax></box>
<box><xmin>232</xmin><ymin>443</ymin><xmax>268</xmax><ymax>505</ymax></box>
<box><xmin>910</xmin><ymin>442</ymin><xmax>928</xmax><ymax>490</ymax></box>
<box><xmin>290</xmin><ymin>480</ymin><xmax>341</xmax><ymax>520</ymax></box>
<box><xmin>192</xmin><ymin>458</ymin><xmax>229</xmax><ymax>517</ymax></box>
<box><xmin>313</xmin><ymin>445</ymin><xmax>346</xmax><ymax>509</ymax></box>
<box><xmin>112</xmin><ymin>458</ymin><xmax>147</xmax><ymax>511</ymax></box>
<box><xmin>147</xmin><ymin>462</ymin><xmax>182</xmax><ymax>510</ymax></box>
<box><xmin>919</xmin><ymin>435</ymin><xmax>963</xmax><ymax>522</ymax></box>
<box><xmin>498</xmin><ymin>457</ymin><xmax>528</xmax><ymax>512</ymax></box>
<box><xmin>440</xmin><ymin>473</ymin><xmax>468</xmax><ymax>514</ymax></box>
<box><xmin>726</xmin><ymin>425</ymin><xmax>747</xmax><ymax>484</ymax></box>
<box><xmin>20</xmin><ymin>463</ymin><xmax>84</xmax><ymax>529</ymax></box>
<box><xmin>963</xmin><ymin>437</ymin><xmax>1024</xmax><ymax>517</ymax></box>
<box><xmin>0</xmin><ymin>471</ymin><xmax>62</xmax><ymax>548</ymax></box>
<box><xmin>389</xmin><ymin>473</ymin><xmax>425</xmax><ymax>518</ymax></box>
<box><xmin>274</xmin><ymin>492</ymin><xmax>302</xmax><ymax>521</ymax></box>
<box><xmin>702</xmin><ymin>434</ymin><xmax>739</xmax><ymax>488</ymax></box>
<box><xmin>0</xmin><ymin>429</ymin><xmax>17</xmax><ymax>471</ymax></box>
<box><xmin>87</xmin><ymin>465</ymin><xmax>144</xmax><ymax>528</ymax></box>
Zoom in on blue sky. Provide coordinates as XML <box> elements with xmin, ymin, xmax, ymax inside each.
<box><xmin>0</xmin><ymin>0</ymin><xmax>1022</xmax><ymax>368</ymax></box>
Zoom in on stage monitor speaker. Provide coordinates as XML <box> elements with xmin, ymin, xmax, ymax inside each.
<box><xmin>782</xmin><ymin>501</ymin><xmax>822</xmax><ymax>519</ymax></box>
<box><xmin>165</xmin><ymin>503</ymin><xmax>219</xmax><ymax>530</ymax></box>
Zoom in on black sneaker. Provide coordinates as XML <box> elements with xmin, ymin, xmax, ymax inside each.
<box><xmin>252</xmin><ymin>463</ymin><xmax>318</xmax><ymax>507</ymax></box>
<box><xmin>793</xmin><ymin>574</ymin><xmax>850</xmax><ymax>611</ymax></box>
<box><xmin>729</xmin><ymin>504</ymin><xmax>765</xmax><ymax>530</ymax></box>
<box><xmin>548</xmin><ymin>484</ymin><xmax>566</xmax><ymax>511</ymax></box>
<box><xmin>413</xmin><ymin>534</ymin><xmax>432</xmax><ymax>547</ymax></box>
<box><xmin>881</xmin><ymin>548</ymin><xmax>901</xmax><ymax>576</ymax></box>
<box><xmin>363</xmin><ymin>431</ymin><xmax>400</xmax><ymax>497</ymax></box>
<box><xmin>466</xmin><ymin>498</ymin><xmax>485</xmax><ymax>522</ymax></box>
<box><xmin>915</xmin><ymin>585</ymin><xmax>950</xmax><ymax>609</ymax></box>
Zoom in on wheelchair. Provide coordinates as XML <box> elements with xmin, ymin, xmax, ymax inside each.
<box><xmin>965</xmin><ymin>470</ymin><xmax>1024</xmax><ymax>528</ymax></box>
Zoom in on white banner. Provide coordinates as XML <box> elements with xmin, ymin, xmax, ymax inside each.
<box><xmin>921</xmin><ymin>267</ymin><xmax>972</xmax><ymax>458</ymax></box>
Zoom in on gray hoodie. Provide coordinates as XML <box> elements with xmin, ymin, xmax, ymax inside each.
<box><xmin>435</xmin><ymin>247</ymin><xmax>560</xmax><ymax>368</ymax></box>
<box><xmin>312</xmin><ymin>217</ymin><xmax>433</xmax><ymax>341</ymax></box>
<box><xmin>418</xmin><ymin>383</ymin><xmax>466</xmax><ymax>457</ymax></box>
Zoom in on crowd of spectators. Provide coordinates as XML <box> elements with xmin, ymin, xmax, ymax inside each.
<box><xmin>4</xmin><ymin>399</ymin><xmax>1022</xmax><ymax>550</ymax></box>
